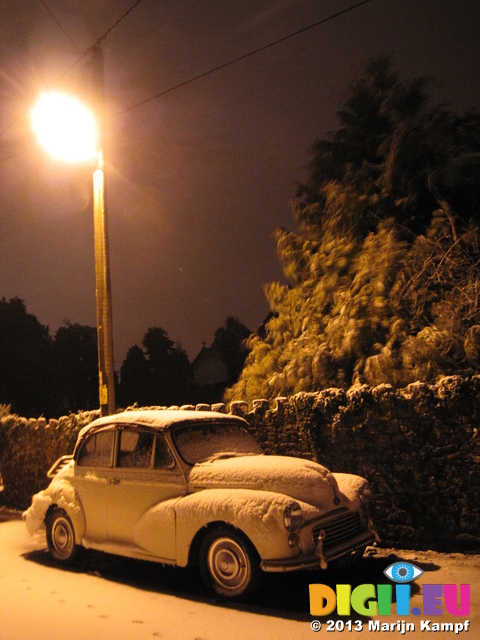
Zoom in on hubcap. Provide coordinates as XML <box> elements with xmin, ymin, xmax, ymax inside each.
<box><xmin>208</xmin><ymin>537</ymin><xmax>249</xmax><ymax>590</ymax></box>
<box><xmin>52</xmin><ymin>518</ymin><xmax>73</xmax><ymax>557</ymax></box>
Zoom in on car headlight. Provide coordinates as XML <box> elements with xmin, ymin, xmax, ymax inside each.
<box><xmin>283</xmin><ymin>501</ymin><xmax>303</xmax><ymax>531</ymax></box>
<box><xmin>359</xmin><ymin>483</ymin><xmax>372</xmax><ymax>506</ymax></box>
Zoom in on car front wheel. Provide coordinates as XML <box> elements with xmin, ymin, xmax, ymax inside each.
<box><xmin>46</xmin><ymin>508</ymin><xmax>78</xmax><ymax>564</ymax></box>
<box><xmin>199</xmin><ymin>527</ymin><xmax>261</xmax><ymax>600</ymax></box>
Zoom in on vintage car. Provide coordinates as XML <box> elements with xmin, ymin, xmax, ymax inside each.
<box><xmin>24</xmin><ymin>409</ymin><xmax>376</xmax><ymax>600</ymax></box>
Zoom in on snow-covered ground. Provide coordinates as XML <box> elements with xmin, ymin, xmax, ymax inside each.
<box><xmin>0</xmin><ymin>519</ymin><xmax>314</xmax><ymax>640</ymax></box>
<box><xmin>0</xmin><ymin>518</ymin><xmax>478</xmax><ymax>640</ymax></box>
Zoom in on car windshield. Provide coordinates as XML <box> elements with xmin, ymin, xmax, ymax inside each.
<box><xmin>172</xmin><ymin>421</ymin><xmax>263</xmax><ymax>465</ymax></box>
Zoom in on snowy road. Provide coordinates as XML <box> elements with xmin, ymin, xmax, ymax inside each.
<box><xmin>0</xmin><ymin>519</ymin><xmax>478</xmax><ymax>640</ymax></box>
<box><xmin>0</xmin><ymin>519</ymin><xmax>315</xmax><ymax>640</ymax></box>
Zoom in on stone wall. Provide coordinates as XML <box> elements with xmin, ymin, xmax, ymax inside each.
<box><xmin>234</xmin><ymin>376</ymin><xmax>480</xmax><ymax>551</ymax></box>
<box><xmin>0</xmin><ymin>409</ymin><xmax>99</xmax><ymax>510</ymax></box>
<box><xmin>2</xmin><ymin>376</ymin><xmax>479</xmax><ymax>551</ymax></box>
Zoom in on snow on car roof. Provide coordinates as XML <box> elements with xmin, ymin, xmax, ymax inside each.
<box><xmin>76</xmin><ymin>409</ymin><xmax>247</xmax><ymax>441</ymax></box>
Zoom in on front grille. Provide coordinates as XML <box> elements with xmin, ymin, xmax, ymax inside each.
<box><xmin>312</xmin><ymin>511</ymin><xmax>362</xmax><ymax>550</ymax></box>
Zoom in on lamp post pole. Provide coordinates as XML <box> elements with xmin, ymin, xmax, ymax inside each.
<box><xmin>91</xmin><ymin>44</ymin><xmax>115</xmax><ymax>416</ymax></box>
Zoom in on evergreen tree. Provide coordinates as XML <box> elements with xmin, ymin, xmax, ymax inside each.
<box><xmin>0</xmin><ymin>297</ymin><xmax>56</xmax><ymax>416</ymax></box>
<box><xmin>119</xmin><ymin>327</ymin><xmax>193</xmax><ymax>407</ymax></box>
<box><xmin>119</xmin><ymin>345</ymin><xmax>151</xmax><ymax>407</ymax></box>
<box><xmin>227</xmin><ymin>56</ymin><xmax>480</xmax><ymax>402</ymax></box>
<box><xmin>213</xmin><ymin>316</ymin><xmax>251</xmax><ymax>384</ymax></box>
<box><xmin>53</xmin><ymin>324</ymin><xmax>99</xmax><ymax>414</ymax></box>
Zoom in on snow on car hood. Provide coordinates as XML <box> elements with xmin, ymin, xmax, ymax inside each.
<box><xmin>188</xmin><ymin>455</ymin><xmax>353</xmax><ymax>510</ymax></box>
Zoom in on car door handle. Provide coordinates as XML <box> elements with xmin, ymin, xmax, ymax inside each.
<box><xmin>109</xmin><ymin>478</ymin><xmax>121</xmax><ymax>485</ymax></box>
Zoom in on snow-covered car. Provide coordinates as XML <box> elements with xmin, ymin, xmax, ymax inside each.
<box><xmin>24</xmin><ymin>409</ymin><xmax>376</xmax><ymax>600</ymax></box>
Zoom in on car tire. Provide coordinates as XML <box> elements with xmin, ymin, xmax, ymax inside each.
<box><xmin>198</xmin><ymin>527</ymin><xmax>261</xmax><ymax>601</ymax></box>
<box><xmin>46</xmin><ymin>508</ymin><xmax>79</xmax><ymax>564</ymax></box>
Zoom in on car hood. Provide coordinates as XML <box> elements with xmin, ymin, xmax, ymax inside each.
<box><xmin>188</xmin><ymin>455</ymin><xmax>359</xmax><ymax>510</ymax></box>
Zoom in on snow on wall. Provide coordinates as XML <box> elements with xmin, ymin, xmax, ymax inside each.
<box><xmin>2</xmin><ymin>375</ymin><xmax>480</xmax><ymax>551</ymax></box>
<box><xmin>241</xmin><ymin>376</ymin><xmax>480</xmax><ymax>552</ymax></box>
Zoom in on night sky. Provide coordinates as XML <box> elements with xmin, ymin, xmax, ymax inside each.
<box><xmin>1</xmin><ymin>0</ymin><xmax>479</xmax><ymax>370</ymax></box>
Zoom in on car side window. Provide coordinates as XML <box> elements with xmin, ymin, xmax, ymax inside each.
<box><xmin>117</xmin><ymin>430</ymin><xmax>154</xmax><ymax>468</ymax></box>
<box><xmin>77</xmin><ymin>430</ymin><xmax>114</xmax><ymax>467</ymax></box>
<box><xmin>154</xmin><ymin>435</ymin><xmax>175</xmax><ymax>470</ymax></box>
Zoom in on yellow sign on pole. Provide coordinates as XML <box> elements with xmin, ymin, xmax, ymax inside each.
<box><xmin>99</xmin><ymin>384</ymin><xmax>108</xmax><ymax>406</ymax></box>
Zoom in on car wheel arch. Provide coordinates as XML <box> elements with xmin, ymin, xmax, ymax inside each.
<box><xmin>188</xmin><ymin>521</ymin><xmax>260</xmax><ymax>567</ymax></box>
<box><xmin>45</xmin><ymin>503</ymin><xmax>56</xmax><ymax>524</ymax></box>
<box><xmin>195</xmin><ymin>522</ymin><xmax>263</xmax><ymax>600</ymax></box>
<box><xmin>44</xmin><ymin>499</ymin><xmax>85</xmax><ymax>544</ymax></box>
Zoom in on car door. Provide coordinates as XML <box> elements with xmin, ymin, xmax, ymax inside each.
<box><xmin>105</xmin><ymin>427</ymin><xmax>187</xmax><ymax>556</ymax></box>
<box><xmin>73</xmin><ymin>427</ymin><xmax>115</xmax><ymax>541</ymax></box>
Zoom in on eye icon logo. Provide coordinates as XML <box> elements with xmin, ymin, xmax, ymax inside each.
<box><xmin>383</xmin><ymin>561</ymin><xmax>424</xmax><ymax>583</ymax></box>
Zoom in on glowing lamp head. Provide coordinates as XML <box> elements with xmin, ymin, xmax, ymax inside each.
<box><xmin>32</xmin><ymin>91</ymin><xmax>98</xmax><ymax>163</ymax></box>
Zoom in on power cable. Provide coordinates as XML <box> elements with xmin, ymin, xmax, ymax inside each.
<box><xmin>0</xmin><ymin>0</ymin><xmax>373</xmax><ymax>160</ymax></box>
<box><xmin>95</xmin><ymin>0</ymin><xmax>146</xmax><ymax>45</ymax></box>
<box><xmin>0</xmin><ymin>0</ymin><xmax>147</xmax><ymax>142</ymax></box>
<box><xmin>112</xmin><ymin>0</ymin><xmax>373</xmax><ymax>118</ymax></box>
<box><xmin>38</xmin><ymin>0</ymin><xmax>82</xmax><ymax>54</ymax></box>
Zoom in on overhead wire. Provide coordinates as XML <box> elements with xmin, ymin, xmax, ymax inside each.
<box><xmin>39</xmin><ymin>0</ymin><xmax>148</xmax><ymax>89</ymax></box>
<box><xmin>38</xmin><ymin>0</ymin><xmax>82</xmax><ymax>54</ymax></box>
<box><xmin>95</xmin><ymin>0</ymin><xmax>146</xmax><ymax>45</ymax></box>
<box><xmin>112</xmin><ymin>0</ymin><xmax>373</xmax><ymax>118</ymax></box>
<box><xmin>0</xmin><ymin>0</ymin><xmax>147</xmax><ymax>142</ymax></box>
<box><xmin>0</xmin><ymin>0</ymin><xmax>374</xmax><ymax>367</ymax></box>
<box><xmin>0</xmin><ymin>0</ymin><xmax>373</xmax><ymax>161</ymax></box>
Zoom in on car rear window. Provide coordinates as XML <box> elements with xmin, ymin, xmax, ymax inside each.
<box><xmin>118</xmin><ymin>430</ymin><xmax>154</xmax><ymax>468</ymax></box>
<box><xmin>117</xmin><ymin>429</ymin><xmax>175</xmax><ymax>469</ymax></box>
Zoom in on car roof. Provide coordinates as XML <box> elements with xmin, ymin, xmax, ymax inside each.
<box><xmin>76</xmin><ymin>409</ymin><xmax>247</xmax><ymax>442</ymax></box>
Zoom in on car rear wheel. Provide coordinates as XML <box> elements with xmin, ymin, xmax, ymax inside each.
<box><xmin>198</xmin><ymin>527</ymin><xmax>261</xmax><ymax>600</ymax></box>
<box><xmin>46</xmin><ymin>508</ymin><xmax>78</xmax><ymax>564</ymax></box>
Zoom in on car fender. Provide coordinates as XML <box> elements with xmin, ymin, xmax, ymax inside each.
<box><xmin>332</xmin><ymin>473</ymin><xmax>368</xmax><ymax>509</ymax></box>
<box><xmin>174</xmin><ymin>488</ymin><xmax>311</xmax><ymax>567</ymax></box>
<box><xmin>50</xmin><ymin>478</ymin><xmax>86</xmax><ymax>542</ymax></box>
<box><xmin>25</xmin><ymin>478</ymin><xmax>86</xmax><ymax>543</ymax></box>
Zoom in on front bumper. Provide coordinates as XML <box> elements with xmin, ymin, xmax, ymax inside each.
<box><xmin>260</xmin><ymin>529</ymin><xmax>375</xmax><ymax>573</ymax></box>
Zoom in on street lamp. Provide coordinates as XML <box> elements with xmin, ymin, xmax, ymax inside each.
<box><xmin>31</xmin><ymin>91</ymin><xmax>97</xmax><ymax>162</ymax></box>
<box><xmin>32</xmin><ymin>63</ymin><xmax>115</xmax><ymax>416</ymax></box>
